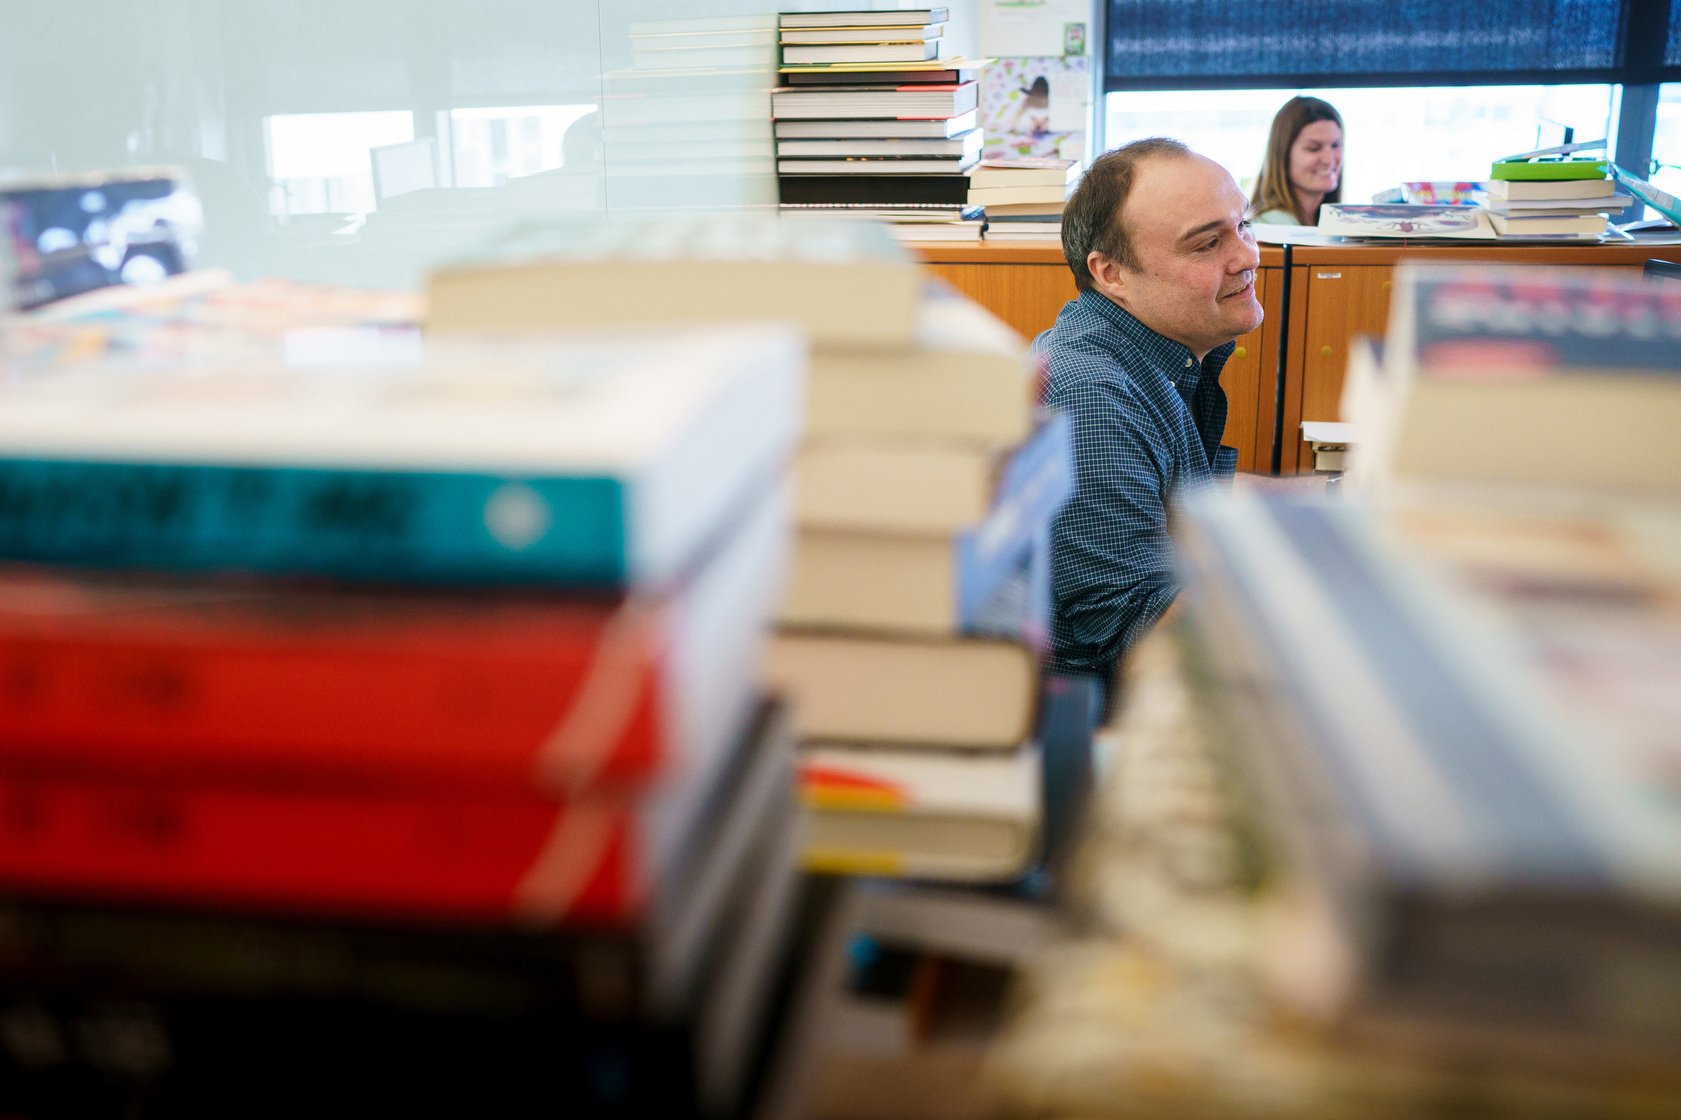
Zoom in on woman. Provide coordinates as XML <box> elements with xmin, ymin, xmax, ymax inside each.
<box><xmin>1250</xmin><ymin>96</ymin><xmax>1343</xmax><ymax>226</ymax></box>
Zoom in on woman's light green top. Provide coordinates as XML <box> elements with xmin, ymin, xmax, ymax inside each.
<box><xmin>1251</xmin><ymin>207</ymin><xmax>1300</xmax><ymax>225</ymax></box>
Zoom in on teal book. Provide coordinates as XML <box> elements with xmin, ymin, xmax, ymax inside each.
<box><xmin>0</xmin><ymin>326</ymin><xmax>805</xmax><ymax>587</ymax></box>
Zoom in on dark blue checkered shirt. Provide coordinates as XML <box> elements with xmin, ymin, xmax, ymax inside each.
<box><xmin>1034</xmin><ymin>289</ymin><xmax>1239</xmax><ymax>680</ymax></box>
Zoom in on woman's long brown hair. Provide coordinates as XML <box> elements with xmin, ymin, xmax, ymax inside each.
<box><xmin>1250</xmin><ymin>96</ymin><xmax>1343</xmax><ymax>225</ymax></box>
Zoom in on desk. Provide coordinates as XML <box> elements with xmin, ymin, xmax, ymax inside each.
<box><xmin>914</xmin><ymin>239</ymin><xmax>1681</xmax><ymax>474</ymax></box>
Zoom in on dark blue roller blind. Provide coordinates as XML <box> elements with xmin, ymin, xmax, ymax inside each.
<box><xmin>1106</xmin><ymin>0</ymin><xmax>1681</xmax><ymax>89</ymax></box>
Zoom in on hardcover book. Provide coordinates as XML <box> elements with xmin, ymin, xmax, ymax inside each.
<box><xmin>428</xmin><ymin>213</ymin><xmax>916</xmax><ymax>347</ymax></box>
<box><xmin>0</xmin><ymin>327</ymin><xmax>803</xmax><ymax>589</ymax></box>
<box><xmin>801</xmin><ymin>743</ymin><xmax>1040</xmax><ymax>881</ymax></box>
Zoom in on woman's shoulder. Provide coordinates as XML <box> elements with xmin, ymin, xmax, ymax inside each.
<box><xmin>1250</xmin><ymin>207</ymin><xmax>1301</xmax><ymax>225</ymax></box>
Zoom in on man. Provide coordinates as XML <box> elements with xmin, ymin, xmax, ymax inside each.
<box><xmin>1038</xmin><ymin>137</ymin><xmax>1262</xmax><ymax>683</ymax></box>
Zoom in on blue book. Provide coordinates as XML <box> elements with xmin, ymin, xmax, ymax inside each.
<box><xmin>955</xmin><ymin>411</ymin><xmax>1073</xmax><ymax>647</ymax></box>
<box><xmin>0</xmin><ymin>326</ymin><xmax>805</xmax><ymax>587</ymax></box>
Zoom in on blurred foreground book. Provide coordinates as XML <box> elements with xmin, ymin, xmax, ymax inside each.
<box><xmin>419</xmin><ymin>219</ymin><xmax>1066</xmax><ymax>887</ymax></box>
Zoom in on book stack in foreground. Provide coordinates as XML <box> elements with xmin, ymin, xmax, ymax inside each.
<box><xmin>971</xmin><ymin>159</ymin><xmax>1077</xmax><ymax>240</ymax></box>
<box><xmin>0</xmin><ymin>274</ymin><xmax>808</xmax><ymax>1116</ymax></box>
<box><xmin>770</xmin><ymin>282</ymin><xmax>1071</xmax><ymax>883</ymax></box>
<box><xmin>775</xmin><ymin>9</ymin><xmax>988</xmax><ymax>242</ymax></box>
<box><xmin>1481</xmin><ymin>149</ymin><xmax>1621</xmax><ymax>239</ymax></box>
<box><xmin>424</xmin><ymin>214</ymin><xmax>1067</xmax><ymax>884</ymax></box>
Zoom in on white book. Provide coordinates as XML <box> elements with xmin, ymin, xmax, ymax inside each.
<box><xmin>985</xmin><ymin>223</ymin><xmax>1061</xmax><ymax>236</ymax></box>
<box><xmin>802</xmin><ymin>743</ymin><xmax>1040</xmax><ymax>881</ymax></box>
<box><xmin>771</xmin><ymin>82</ymin><xmax>978</xmax><ymax>120</ymax></box>
<box><xmin>967</xmin><ymin>184</ymin><xmax>1073</xmax><ymax>206</ymax></box>
<box><xmin>775</xmin><ymin>111</ymin><xmax>978</xmax><ymax>139</ymax></box>
<box><xmin>777</xmin><ymin>130</ymin><xmax>981</xmax><ymax>158</ymax></box>
<box><xmin>778</xmin><ymin>156</ymin><xmax>976</xmax><ymax>174</ymax></box>
<box><xmin>1480</xmin><ymin>194</ymin><xmax>1628</xmax><ymax>213</ymax></box>
<box><xmin>782</xmin><ymin>42</ymin><xmax>939</xmax><ymax>64</ymax></box>
<box><xmin>1488</xmin><ymin>212</ymin><xmax>1607</xmax><ymax>236</ymax></box>
<box><xmin>779</xmin><ymin>26</ymin><xmax>941</xmax><ymax>44</ymax></box>
<box><xmin>969</xmin><ymin>159</ymin><xmax>1078</xmax><ymax>189</ymax></box>
<box><xmin>889</xmin><ymin>222</ymin><xmax>982</xmax><ymax>242</ymax></box>
<box><xmin>780</xmin><ymin>9</ymin><xmax>949</xmax><ymax>29</ymax></box>
<box><xmin>1480</xmin><ymin>178</ymin><xmax>1616</xmax><ymax>200</ymax></box>
<box><xmin>0</xmin><ymin>326</ymin><xmax>805</xmax><ymax>589</ymax></box>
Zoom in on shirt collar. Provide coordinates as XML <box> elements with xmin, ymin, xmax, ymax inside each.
<box><xmin>1078</xmin><ymin>289</ymin><xmax>1235</xmax><ymax>390</ymax></box>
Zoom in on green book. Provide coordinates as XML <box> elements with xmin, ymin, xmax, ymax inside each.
<box><xmin>1489</xmin><ymin>158</ymin><xmax>1610</xmax><ymax>181</ymax></box>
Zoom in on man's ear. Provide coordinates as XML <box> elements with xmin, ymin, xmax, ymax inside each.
<box><xmin>1087</xmin><ymin>250</ymin><xmax>1130</xmax><ymax>307</ymax></box>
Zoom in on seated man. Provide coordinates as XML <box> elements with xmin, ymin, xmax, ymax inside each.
<box><xmin>1038</xmin><ymin>137</ymin><xmax>1262</xmax><ymax>684</ymax></box>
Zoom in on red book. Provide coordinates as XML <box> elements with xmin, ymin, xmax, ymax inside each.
<box><xmin>0</xmin><ymin>772</ymin><xmax>629</xmax><ymax>925</ymax></box>
<box><xmin>0</xmin><ymin>490</ymin><xmax>779</xmax><ymax>798</ymax></box>
<box><xmin>0</xmin><ymin>701</ymin><xmax>793</xmax><ymax>929</ymax></box>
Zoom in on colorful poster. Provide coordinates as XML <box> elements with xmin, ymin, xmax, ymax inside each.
<box><xmin>980</xmin><ymin>57</ymin><xmax>1088</xmax><ymax>162</ymax></box>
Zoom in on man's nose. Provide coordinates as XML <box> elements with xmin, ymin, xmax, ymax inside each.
<box><xmin>1232</xmin><ymin>236</ymin><xmax>1260</xmax><ymax>272</ymax></box>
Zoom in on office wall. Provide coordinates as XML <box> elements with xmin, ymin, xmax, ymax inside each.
<box><xmin>0</xmin><ymin>0</ymin><xmax>976</xmax><ymax>288</ymax></box>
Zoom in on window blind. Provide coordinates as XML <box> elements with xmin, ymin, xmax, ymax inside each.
<box><xmin>1105</xmin><ymin>0</ymin><xmax>1681</xmax><ymax>90</ymax></box>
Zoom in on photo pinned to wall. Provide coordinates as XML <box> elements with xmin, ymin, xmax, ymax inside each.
<box><xmin>980</xmin><ymin>56</ymin><xmax>1088</xmax><ymax>162</ymax></box>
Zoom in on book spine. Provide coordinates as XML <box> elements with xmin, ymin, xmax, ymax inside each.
<box><xmin>0</xmin><ymin>459</ymin><xmax>628</xmax><ymax>586</ymax></box>
<box><xmin>0</xmin><ymin>772</ymin><xmax>641</xmax><ymax>926</ymax></box>
<box><xmin>0</xmin><ymin>606</ymin><xmax>667</xmax><ymax>794</ymax></box>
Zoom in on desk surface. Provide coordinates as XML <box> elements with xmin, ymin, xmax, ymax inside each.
<box><xmin>908</xmin><ymin>238</ymin><xmax>1681</xmax><ymax>267</ymax></box>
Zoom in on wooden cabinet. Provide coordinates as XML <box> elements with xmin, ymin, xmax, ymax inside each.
<box><xmin>1292</xmin><ymin>265</ymin><xmax>1394</xmax><ymax>471</ymax></box>
<box><xmin>919</xmin><ymin>260</ymin><xmax>1077</xmax><ymax>345</ymax></box>
<box><xmin>1218</xmin><ymin>268</ymin><xmax>1274</xmax><ymax>473</ymax></box>
<box><xmin>907</xmin><ymin>240</ymin><xmax>1075</xmax><ymax>345</ymax></box>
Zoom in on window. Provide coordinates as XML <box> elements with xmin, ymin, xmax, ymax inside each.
<box><xmin>1105</xmin><ymin>85</ymin><xmax>1619</xmax><ymax>207</ymax></box>
<box><xmin>448</xmin><ymin>105</ymin><xmax>598</xmax><ymax>189</ymax></box>
<box><xmin>263</xmin><ymin>111</ymin><xmax>416</xmax><ymax>218</ymax></box>
<box><xmin>1653</xmin><ymin>84</ymin><xmax>1681</xmax><ymax>201</ymax></box>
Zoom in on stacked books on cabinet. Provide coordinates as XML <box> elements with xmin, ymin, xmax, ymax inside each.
<box><xmin>0</xmin><ymin>257</ymin><xmax>808</xmax><ymax>1116</ymax></box>
<box><xmin>767</xmin><ymin>280</ymin><xmax>1071</xmax><ymax>883</ymax></box>
<box><xmin>1481</xmin><ymin>146</ymin><xmax>1620</xmax><ymax>238</ymax></box>
<box><xmin>1162</xmin><ymin>263</ymin><xmax>1681</xmax><ymax>1106</ymax></box>
<box><xmin>775</xmin><ymin>9</ymin><xmax>988</xmax><ymax>242</ymax></box>
<box><xmin>971</xmin><ymin>159</ymin><xmax>1078</xmax><ymax>240</ymax></box>
<box><xmin>1341</xmin><ymin>143</ymin><xmax>1630</xmax><ymax>241</ymax></box>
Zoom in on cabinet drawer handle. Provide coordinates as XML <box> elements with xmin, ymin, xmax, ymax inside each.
<box><xmin>1234</xmin><ymin>346</ymin><xmax>1247</xmax><ymax>359</ymax></box>
<box><xmin>1316</xmin><ymin>272</ymin><xmax>1341</xmax><ymax>279</ymax></box>
<box><xmin>1320</xmin><ymin>346</ymin><xmax>1334</xmax><ymax>358</ymax></box>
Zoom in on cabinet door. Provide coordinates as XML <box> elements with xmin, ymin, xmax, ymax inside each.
<box><xmin>1297</xmin><ymin>265</ymin><xmax>1394</xmax><ymax>470</ymax></box>
<box><xmin>920</xmin><ymin>263</ymin><xmax>1077</xmax><ymax>345</ymax></box>
<box><xmin>1218</xmin><ymin>269</ymin><xmax>1269</xmax><ymax>472</ymax></box>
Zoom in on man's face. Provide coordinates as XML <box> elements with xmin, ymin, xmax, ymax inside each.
<box><xmin>1095</xmin><ymin>154</ymin><xmax>1263</xmax><ymax>357</ymax></box>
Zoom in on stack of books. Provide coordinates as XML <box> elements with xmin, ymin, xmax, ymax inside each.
<box><xmin>969</xmin><ymin>159</ymin><xmax>1078</xmax><ymax>240</ymax></box>
<box><xmin>0</xmin><ymin>271</ymin><xmax>808</xmax><ymax>1115</ymax></box>
<box><xmin>601</xmin><ymin>16</ymin><xmax>778</xmax><ymax>212</ymax></box>
<box><xmin>774</xmin><ymin>9</ymin><xmax>988</xmax><ymax>240</ymax></box>
<box><xmin>1480</xmin><ymin>150</ymin><xmax>1624</xmax><ymax>239</ymax></box>
<box><xmin>1165</xmin><ymin>262</ymin><xmax>1681</xmax><ymax>1103</ymax></box>
<box><xmin>767</xmin><ymin>282</ymin><xmax>1071</xmax><ymax>882</ymax></box>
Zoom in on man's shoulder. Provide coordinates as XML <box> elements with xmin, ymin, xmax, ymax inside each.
<box><xmin>1036</xmin><ymin>295</ymin><xmax>1149</xmax><ymax>402</ymax></box>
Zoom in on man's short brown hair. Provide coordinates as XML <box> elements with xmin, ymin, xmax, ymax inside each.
<box><xmin>1061</xmin><ymin>137</ymin><xmax>1192</xmax><ymax>293</ymax></box>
